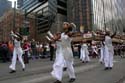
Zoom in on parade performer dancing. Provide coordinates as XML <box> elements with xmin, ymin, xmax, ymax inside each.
<box><xmin>9</xmin><ymin>31</ymin><xmax>25</xmax><ymax>73</ymax></box>
<box><xmin>50</xmin><ymin>22</ymin><xmax>76</xmax><ymax>83</ymax></box>
<box><xmin>104</xmin><ymin>31</ymin><xmax>116</xmax><ymax>70</ymax></box>
<box><xmin>80</xmin><ymin>40</ymin><xmax>90</xmax><ymax>63</ymax></box>
<box><xmin>51</xmin><ymin>33</ymin><xmax>65</xmax><ymax>83</ymax></box>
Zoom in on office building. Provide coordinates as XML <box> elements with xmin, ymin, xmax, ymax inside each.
<box><xmin>0</xmin><ymin>0</ymin><xmax>12</xmax><ymax>17</ymax></box>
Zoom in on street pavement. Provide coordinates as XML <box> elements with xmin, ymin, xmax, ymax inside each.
<box><xmin>0</xmin><ymin>56</ymin><xmax>125</xmax><ymax>83</ymax></box>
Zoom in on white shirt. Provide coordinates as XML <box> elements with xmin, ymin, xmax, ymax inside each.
<box><xmin>14</xmin><ymin>39</ymin><xmax>21</xmax><ymax>48</ymax></box>
<box><xmin>61</xmin><ymin>33</ymin><xmax>73</xmax><ymax>61</ymax></box>
<box><xmin>105</xmin><ymin>36</ymin><xmax>112</xmax><ymax>47</ymax></box>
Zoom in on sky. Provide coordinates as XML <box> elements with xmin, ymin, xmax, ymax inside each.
<box><xmin>8</xmin><ymin>0</ymin><xmax>17</xmax><ymax>8</ymax></box>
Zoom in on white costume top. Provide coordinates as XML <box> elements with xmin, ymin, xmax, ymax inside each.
<box><xmin>56</xmin><ymin>41</ymin><xmax>62</xmax><ymax>56</ymax></box>
<box><xmin>61</xmin><ymin>33</ymin><xmax>73</xmax><ymax>61</ymax></box>
<box><xmin>82</xmin><ymin>44</ymin><xmax>88</xmax><ymax>49</ymax></box>
<box><xmin>105</xmin><ymin>36</ymin><xmax>112</xmax><ymax>47</ymax></box>
<box><xmin>14</xmin><ymin>39</ymin><xmax>21</xmax><ymax>48</ymax></box>
<box><xmin>54</xmin><ymin>41</ymin><xmax>64</xmax><ymax>67</ymax></box>
<box><xmin>14</xmin><ymin>39</ymin><xmax>23</xmax><ymax>54</ymax></box>
<box><xmin>105</xmin><ymin>36</ymin><xmax>114</xmax><ymax>54</ymax></box>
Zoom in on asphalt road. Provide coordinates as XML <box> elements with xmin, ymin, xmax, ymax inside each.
<box><xmin>0</xmin><ymin>56</ymin><xmax>125</xmax><ymax>83</ymax></box>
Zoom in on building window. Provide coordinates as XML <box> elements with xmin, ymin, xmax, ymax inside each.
<box><xmin>57</xmin><ymin>0</ymin><xmax>67</xmax><ymax>8</ymax></box>
<box><xmin>57</xmin><ymin>8</ymin><xmax>67</xmax><ymax>15</ymax></box>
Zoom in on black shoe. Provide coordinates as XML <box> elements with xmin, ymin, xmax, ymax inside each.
<box><xmin>104</xmin><ymin>67</ymin><xmax>109</xmax><ymax>70</ymax></box>
<box><xmin>9</xmin><ymin>70</ymin><xmax>16</xmax><ymax>73</ymax></box>
<box><xmin>24</xmin><ymin>62</ymin><xmax>29</xmax><ymax>64</ymax></box>
<box><xmin>54</xmin><ymin>80</ymin><xmax>62</xmax><ymax>83</ymax></box>
<box><xmin>63</xmin><ymin>67</ymin><xmax>67</xmax><ymax>71</ymax></box>
<box><xmin>82</xmin><ymin>61</ymin><xmax>85</xmax><ymax>63</ymax></box>
<box><xmin>109</xmin><ymin>67</ymin><xmax>112</xmax><ymax>70</ymax></box>
<box><xmin>22</xmin><ymin>68</ymin><xmax>25</xmax><ymax>71</ymax></box>
<box><xmin>69</xmin><ymin>78</ymin><xmax>76</xmax><ymax>82</ymax></box>
<box><xmin>100</xmin><ymin>62</ymin><xmax>103</xmax><ymax>64</ymax></box>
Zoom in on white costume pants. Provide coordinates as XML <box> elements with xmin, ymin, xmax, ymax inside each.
<box><xmin>65</xmin><ymin>60</ymin><xmax>76</xmax><ymax>79</ymax></box>
<box><xmin>51</xmin><ymin>60</ymin><xmax>75</xmax><ymax>81</ymax></box>
<box><xmin>104</xmin><ymin>46</ymin><xmax>114</xmax><ymax>68</ymax></box>
<box><xmin>51</xmin><ymin>52</ymin><xmax>64</xmax><ymax>81</ymax></box>
<box><xmin>9</xmin><ymin>48</ymin><xmax>25</xmax><ymax>70</ymax></box>
<box><xmin>63</xmin><ymin>59</ymin><xmax>67</xmax><ymax>68</ymax></box>
<box><xmin>99</xmin><ymin>48</ymin><xmax>104</xmax><ymax>63</ymax></box>
<box><xmin>80</xmin><ymin>49</ymin><xmax>90</xmax><ymax>62</ymax></box>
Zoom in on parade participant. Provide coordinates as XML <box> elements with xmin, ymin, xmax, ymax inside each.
<box><xmin>51</xmin><ymin>32</ymin><xmax>65</xmax><ymax>83</ymax></box>
<box><xmin>60</xmin><ymin>22</ymin><xmax>76</xmax><ymax>82</ymax></box>
<box><xmin>99</xmin><ymin>41</ymin><xmax>105</xmax><ymax>64</ymax></box>
<box><xmin>80</xmin><ymin>40</ymin><xmax>90</xmax><ymax>63</ymax></box>
<box><xmin>91</xmin><ymin>41</ymin><xmax>98</xmax><ymax>58</ymax></box>
<box><xmin>104</xmin><ymin>31</ymin><xmax>116</xmax><ymax>70</ymax></box>
<box><xmin>9</xmin><ymin>31</ymin><xmax>25</xmax><ymax>73</ymax></box>
<box><xmin>50</xmin><ymin>22</ymin><xmax>76</xmax><ymax>83</ymax></box>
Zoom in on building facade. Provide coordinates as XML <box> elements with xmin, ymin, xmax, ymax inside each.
<box><xmin>67</xmin><ymin>0</ymin><xmax>92</xmax><ymax>32</ymax></box>
<box><xmin>0</xmin><ymin>10</ymin><xmax>35</xmax><ymax>41</ymax></box>
<box><xmin>92</xmin><ymin>0</ymin><xmax>125</xmax><ymax>33</ymax></box>
<box><xmin>50</xmin><ymin>0</ymin><xmax>67</xmax><ymax>33</ymax></box>
<box><xmin>17</xmin><ymin>0</ymin><xmax>24</xmax><ymax>8</ymax></box>
<box><xmin>0</xmin><ymin>0</ymin><xmax>12</xmax><ymax>17</ymax></box>
<box><xmin>21</xmin><ymin>0</ymin><xmax>67</xmax><ymax>41</ymax></box>
<box><xmin>18</xmin><ymin>0</ymin><xmax>125</xmax><ymax>42</ymax></box>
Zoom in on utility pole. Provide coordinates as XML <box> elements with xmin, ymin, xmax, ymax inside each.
<box><xmin>13</xmin><ymin>1</ymin><xmax>16</xmax><ymax>31</ymax></box>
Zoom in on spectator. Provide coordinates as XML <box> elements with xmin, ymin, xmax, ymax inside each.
<box><xmin>31</xmin><ymin>39</ymin><xmax>37</xmax><ymax>59</ymax></box>
<box><xmin>23</xmin><ymin>40</ymin><xmax>30</xmax><ymax>64</ymax></box>
<box><xmin>49</xmin><ymin>42</ymin><xmax>54</xmax><ymax>61</ymax></box>
<box><xmin>0</xmin><ymin>41</ymin><xmax>9</xmax><ymax>63</ymax></box>
<box><xmin>8</xmin><ymin>41</ymin><xmax>14</xmax><ymax>61</ymax></box>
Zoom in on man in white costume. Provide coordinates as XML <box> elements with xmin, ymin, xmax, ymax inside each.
<box><xmin>104</xmin><ymin>31</ymin><xmax>116</xmax><ymax>70</ymax></box>
<box><xmin>51</xmin><ymin>22</ymin><xmax>76</xmax><ymax>83</ymax></box>
<box><xmin>80</xmin><ymin>41</ymin><xmax>90</xmax><ymax>63</ymax></box>
<box><xmin>9</xmin><ymin>31</ymin><xmax>25</xmax><ymax>73</ymax></box>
